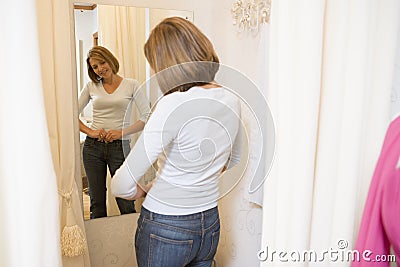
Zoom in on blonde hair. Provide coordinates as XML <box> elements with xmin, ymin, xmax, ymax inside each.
<box><xmin>86</xmin><ymin>46</ymin><xmax>119</xmax><ymax>83</ymax></box>
<box><xmin>144</xmin><ymin>17</ymin><xmax>219</xmax><ymax>94</ymax></box>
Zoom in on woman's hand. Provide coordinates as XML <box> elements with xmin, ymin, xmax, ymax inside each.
<box><xmin>105</xmin><ymin>129</ymin><xmax>122</xmax><ymax>142</ymax></box>
<box><xmin>220</xmin><ymin>166</ymin><xmax>227</xmax><ymax>174</ymax></box>
<box><xmin>88</xmin><ymin>128</ymin><xmax>107</xmax><ymax>141</ymax></box>
<box><xmin>134</xmin><ymin>182</ymin><xmax>154</xmax><ymax>199</ymax></box>
<box><xmin>135</xmin><ymin>186</ymin><xmax>147</xmax><ymax>199</ymax></box>
<box><xmin>124</xmin><ymin>184</ymin><xmax>150</xmax><ymax>200</ymax></box>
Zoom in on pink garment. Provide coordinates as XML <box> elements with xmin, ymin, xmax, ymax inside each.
<box><xmin>352</xmin><ymin>116</ymin><xmax>400</xmax><ymax>266</ymax></box>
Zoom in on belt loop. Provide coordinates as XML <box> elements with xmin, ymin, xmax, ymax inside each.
<box><xmin>149</xmin><ymin>211</ymin><xmax>153</xmax><ymax>221</ymax></box>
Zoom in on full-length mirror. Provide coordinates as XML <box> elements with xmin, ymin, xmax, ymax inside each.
<box><xmin>73</xmin><ymin>2</ymin><xmax>194</xmax><ymax>220</ymax></box>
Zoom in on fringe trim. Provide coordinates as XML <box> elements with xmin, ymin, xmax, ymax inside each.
<box><xmin>61</xmin><ymin>224</ymin><xmax>87</xmax><ymax>257</ymax></box>
<box><xmin>59</xmin><ymin>190</ymin><xmax>88</xmax><ymax>257</ymax></box>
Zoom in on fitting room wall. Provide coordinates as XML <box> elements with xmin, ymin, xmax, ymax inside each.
<box><xmin>391</xmin><ymin>25</ymin><xmax>400</xmax><ymax>119</ymax></box>
<box><xmin>74</xmin><ymin>9</ymin><xmax>98</xmax><ymax>92</ymax></box>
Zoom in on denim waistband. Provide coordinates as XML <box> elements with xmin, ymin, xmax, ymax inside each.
<box><xmin>85</xmin><ymin>136</ymin><xmax>130</xmax><ymax>144</ymax></box>
<box><xmin>140</xmin><ymin>206</ymin><xmax>219</xmax><ymax>221</ymax></box>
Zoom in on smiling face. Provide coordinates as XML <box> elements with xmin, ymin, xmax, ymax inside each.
<box><xmin>86</xmin><ymin>46</ymin><xmax>120</xmax><ymax>83</ymax></box>
<box><xmin>89</xmin><ymin>57</ymin><xmax>112</xmax><ymax>80</ymax></box>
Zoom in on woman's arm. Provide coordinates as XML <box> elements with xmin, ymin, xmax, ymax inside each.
<box><xmin>120</xmin><ymin>181</ymin><xmax>154</xmax><ymax>200</ymax></box>
<box><xmin>104</xmin><ymin>120</ymin><xmax>145</xmax><ymax>142</ymax></box>
<box><xmin>78</xmin><ymin>83</ymin><xmax>107</xmax><ymax>140</ymax></box>
<box><xmin>122</xmin><ymin>120</ymin><xmax>145</xmax><ymax>136</ymax></box>
<box><xmin>79</xmin><ymin>119</ymin><xmax>106</xmax><ymax>141</ymax></box>
<box><xmin>224</xmin><ymin>111</ymin><xmax>242</xmax><ymax>170</ymax></box>
<box><xmin>111</xmin><ymin>97</ymin><xmax>176</xmax><ymax>200</ymax></box>
<box><xmin>133</xmin><ymin>85</ymin><xmax>151</xmax><ymax>123</ymax></box>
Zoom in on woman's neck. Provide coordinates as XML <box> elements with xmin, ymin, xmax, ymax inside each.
<box><xmin>199</xmin><ymin>81</ymin><xmax>221</xmax><ymax>89</ymax></box>
<box><xmin>102</xmin><ymin>74</ymin><xmax>122</xmax><ymax>85</ymax></box>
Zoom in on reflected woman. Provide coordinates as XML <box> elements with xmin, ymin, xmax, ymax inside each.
<box><xmin>78</xmin><ymin>46</ymin><xmax>150</xmax><ymax>219</ymax></box>
<box><xmin>112</xmin><ymin>17</ymin><xmax>242</xmax><ymax>266</ymax></box>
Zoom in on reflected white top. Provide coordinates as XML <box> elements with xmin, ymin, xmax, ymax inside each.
<box><xmin>112</xmin><ymin>86</ymin><xmax>242</xmax><ymax>215</ymax></box>
<box><xmin>78</xmin><ymin>78</ymin><xmax>150</xmax><ymax>131</ymax></box>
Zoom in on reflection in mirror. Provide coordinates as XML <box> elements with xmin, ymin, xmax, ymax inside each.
<box><xmin>74</xmin><ymin>3</ymin><xmax>194</xmax><ymax>220</ymax></box>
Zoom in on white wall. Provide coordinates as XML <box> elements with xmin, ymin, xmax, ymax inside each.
<box><xmin>193</xmin><ymin>1</ymin><xmax>264</xmax><ymax>83</ymax></box>
<box><xmin>391</xmin><ymin>24</ymin><xmax>400</xmax><ymax>120</ymax></box>
<box><xmin>74</xmin><ymin>8</ymin><xmax>98</xmax><ymax>93</ymax></box>
<box><xmin>74</xmin><ymin>8</ymin><xmax>98</xmax><ymax>125</ymax></box>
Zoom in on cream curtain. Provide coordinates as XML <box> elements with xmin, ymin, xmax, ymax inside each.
<box><xmin>36</xmin><ymin>0</ymin><xmax>90</xmax><ymax>266</ymax></box>
<box><xmin>261</xmin><ymin>0</ymin><xmax>399</xmax><ymax>266</ymax></box>
<box><xmin>98</xmin><ymin>5</ymin><xmax>147</xmax><ymax>84</ymax></box>
<box><xmin>0</xmin><ymin>1</ymin><xmax>61</xmax><ymax>266</ymax></box>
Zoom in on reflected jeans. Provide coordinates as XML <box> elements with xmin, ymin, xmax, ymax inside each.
<box><xmin>135</xmin><ymin>206</ymin><xmax>220</xmax><ymax>267</ymax></box>
<box><xmin>82</xmin><ymin>136</ymin><xmax>136</xmax><ymax>219</ymax></box>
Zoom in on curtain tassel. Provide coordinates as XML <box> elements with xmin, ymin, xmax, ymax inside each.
<box><xmin>60</xmin><ymin>192</ymin><xmax>87</xmax><ymax>257</ymax></box>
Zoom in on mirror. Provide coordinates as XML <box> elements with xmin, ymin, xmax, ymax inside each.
<box><xmin>73</xmin><ymin>2</ymin><xmax>194</xmax><ymax>220</ymax></box>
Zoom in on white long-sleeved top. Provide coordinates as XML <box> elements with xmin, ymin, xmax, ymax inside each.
<box><xmin>112</xmin><ymin>86</ymin><xmax>242</xmax><ymax>215</ymax></box>
<box><xmin>78</xmin><ymin>78</ymin><xmax>150</xmax><ymax>131</ymax></box>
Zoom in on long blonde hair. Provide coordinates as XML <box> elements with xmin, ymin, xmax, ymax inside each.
<box><xmin>144</xmin><ymin>17</ymin><xmax>219</xmax><ymax>95</ymax></box>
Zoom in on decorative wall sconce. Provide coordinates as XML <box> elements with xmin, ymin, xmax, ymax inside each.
<box><xmin>231</xmin><ymin>0</ymin><xmax>271</xmax><ymax>33</ymax></box>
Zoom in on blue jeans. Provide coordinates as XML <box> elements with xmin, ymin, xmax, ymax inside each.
<box><xmin>135</xmin><ymin>206</ymin><xmax>220</xmax><ymax>267</ymax></box>
<box><xmin>82</xmin><ymin>136</ymin><xmax>136</xmax><ymax>219</ymax></box>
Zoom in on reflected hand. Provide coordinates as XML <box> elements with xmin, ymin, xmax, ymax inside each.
<box><xmin>105</xmin><ymin>129</ymin><xmax>122</xmax><ymax>142</ymax></box>
<box><xmin>89</xmin><ymin>129</ymin><xmax>107</xmax><ymax>141</ymax></box>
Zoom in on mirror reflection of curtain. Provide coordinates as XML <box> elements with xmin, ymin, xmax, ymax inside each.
<box><xmin>97</xmin><ymin>5</ymin><xmax>148</xmax><ymax>215</ymax></box>
<box><xmin>98</xmin><ymin>5</ymin><xmax>147</xmax><ymax>84</ymax></box>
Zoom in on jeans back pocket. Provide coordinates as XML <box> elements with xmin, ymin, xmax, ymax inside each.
<box><xmin>148</xmin><ymin>233</ymin><xmax>193</xmax><ymax>266</ymax></box>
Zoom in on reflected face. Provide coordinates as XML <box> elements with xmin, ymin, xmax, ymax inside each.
<box><xmin>89</xmin><ymin>58</ymin><xmax>113</xmax><ymax>80</ymax></box>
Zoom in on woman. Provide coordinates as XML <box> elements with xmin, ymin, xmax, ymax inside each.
<box><xmin>78</xmin><ymin>46</ymin><xmax>150</xmax><ymax>219</ymax></box>
<box><xmin>112</xmin><ymin>17</ymin><xmax>242</xmax><ymax>266</ymax></box>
